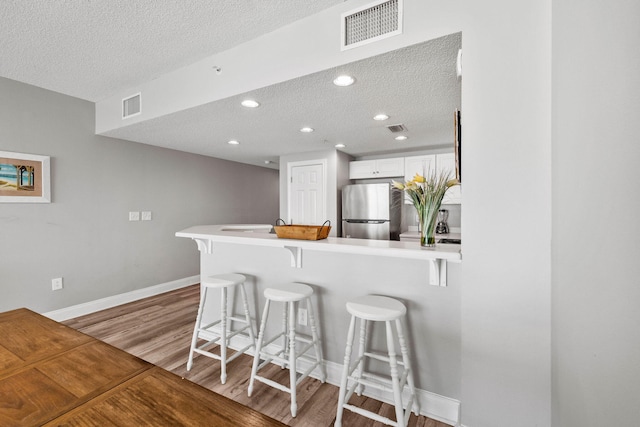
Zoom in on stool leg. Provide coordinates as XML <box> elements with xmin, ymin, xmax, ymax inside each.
<box><xmin>335</xmin><ymin>314</ymin><xmax>357</xmax><ymax>427</ymax></box>
<box><xmin>248</xmin><ymin>299</ymin><xmax>270</xmax><ymax>397</ymax></box>
<box><xmin>306</xmin><ymin>297</ymin><xmax>326</xmax><ymax>382</ymax></box>
<box><xmin>281</xmin><ymin>302</ymin><xmax>288</xmax><ymax>369</ymax></box>
<box><xmin>187</xmin><ymin>285</ymin><xmax>207</xmax><ymax>371</ymax></box>
<box><xmin>355</xmin><ymin>318</ymin><xmax>368</xmax><ymax>396</ymax></box>
<box><xmin>239</xmin><ymin>283</ymin><xmax>256</xmax><ymax>347</ymax></box>
<box><xmin>396</xmin><ymin>318</ymin><xmax>419</xmax><ymax>416</ymax></box>
<box><xmin>288</xmin><ymin>301</ymin><xmax>298</xmax><ymax>417</ymax></box>
<box><xmin>386</xmin><ymin>320</ymin><xmax>404</xmax><ymax>427</ymax></box>
<box><xmin>220</xmin><ymin>286</ymin><xmax>228</xmax><ymax>384</ymax></box>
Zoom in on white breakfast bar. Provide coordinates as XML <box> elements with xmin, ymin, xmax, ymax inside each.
<box><xmin>176</xmin><ymin>225</ymin><xmax>461</xmax><ymax>287</ymax></box>
<box><xmin>176</xmin><ymin>224</ymin><xmax>463</xmax><ymax>425</ymax></box>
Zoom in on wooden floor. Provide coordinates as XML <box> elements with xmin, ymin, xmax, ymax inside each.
<box><xmin>63</xmin><ymin>285</ymin><xmax>452</xmax><ymax>427</ymax></box>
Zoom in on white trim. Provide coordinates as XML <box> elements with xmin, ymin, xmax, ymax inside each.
<box><xmin>218</xmin><ymin>334</ymin><xmax>461</xmax><ymax>426</ymax></box>
<box><xmin>43</xmin><ymin>275</ymin><xmax>199</xmax><ymax>322</ymax></box>
<box><xmin>286</xmin><ymin>158</ymin><xmax>328</xmax><ymax>225</ymax></box>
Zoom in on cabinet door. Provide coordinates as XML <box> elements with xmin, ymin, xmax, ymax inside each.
<box><xmin>349</xmin><ymin>160</ymin><xmax>377</xmax><ymax>179</ymax></box>
<box><xmin>403</xmin><ymin>155</ymin><xmax>435</xmax><ymax>204</ymax></box>
<box><xmin>436</xmin><ymin>153</ymin><xmax>461</xmax><ymax>204</ymax></box>
<box><xmin>375</xmin><ymin>157</ymin><xmax>405</xmax><ymax>178</ymax></box>
<box><xmin>404</xmin><ymin>155</ymin><xmax>436</xmax><ymax>182</ymax></box>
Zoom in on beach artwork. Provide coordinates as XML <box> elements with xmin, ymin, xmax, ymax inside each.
<box><xmin>0</xmin><ymin>151</ymin><xmax>51</xmax><ymax>203</ymax></box>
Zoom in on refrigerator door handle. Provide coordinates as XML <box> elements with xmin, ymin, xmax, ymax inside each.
<box><xmin>344</xmin><ymin>220</ymin><xmax>387</xmax><ymax>224</ymax></box>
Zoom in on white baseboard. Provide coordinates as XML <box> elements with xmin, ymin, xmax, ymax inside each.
<box><xmin>220</xmin><ymin>334</ymin><xmax>461</xmax><ymax>426</ymax></box>
<box><xmin>43</xmin><ymin>275</ymin><xmax>200</xmax><ymax>322</ymax></box>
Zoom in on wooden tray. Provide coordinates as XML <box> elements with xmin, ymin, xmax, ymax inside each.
<box><xmin>274</xmin><ymin>220</ymin><xmax>331</xmax><ymax>241</ymax></box>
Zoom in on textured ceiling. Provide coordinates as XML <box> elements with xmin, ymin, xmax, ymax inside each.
<box><xmin>1</xmin><ymin>2</ymin><xmax>461</xmax><ymax>168</ymax></box>
<box><xmin>0</xmin><ymin>0</ymin><xmax>342</xmax><ymax>101</ymax></box>
<box><xmin>104</xmin><ymin>33</ymin><xmax>462</xmax><ymax>167</ymax></box>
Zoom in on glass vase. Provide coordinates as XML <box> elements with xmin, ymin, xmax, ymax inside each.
<box><xmin>419</xmin><ymin>206</ymin><xmax>439</xmax><ymax>248</ymax></box>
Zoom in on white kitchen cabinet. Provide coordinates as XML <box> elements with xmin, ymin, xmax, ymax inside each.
<box><xmin>349</xmin><ymin>157</ymin><xmax>404</xmax><ymax>179</ymax></box>
<box><xmin>404</xmin><ymin>155</ymin><xmax>436</xmax><ymax>182</ymax></box>
<box><xmin>403</xmin><ymin>153</ymin><xmax>461</xmax><ymax>204</ymax></box>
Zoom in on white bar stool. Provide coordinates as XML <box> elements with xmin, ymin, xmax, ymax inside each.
<box><xmin>335</xmin><ymin>295</ymin><xmax>419</xmax><ymax>427</ymax></box>
<box><xmin>187</xmin><ymin>273</ymin><xmax>256</xmax><ymax>384</ymax></box>
<box><xmin>248</xmin><ymin>282</ymin><xmax>326</xmax><ymax>417</ymax></box>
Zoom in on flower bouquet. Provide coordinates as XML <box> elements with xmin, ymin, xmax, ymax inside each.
<box><xmin>393</xmin><ymin>170</ymin><xmax>459</xmax><ymax>247</ymax></box>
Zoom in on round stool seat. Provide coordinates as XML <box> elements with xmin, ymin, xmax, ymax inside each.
<box><xmin>201</xmin><ymin>273</ymin><xmax>246</xmax><ymax>288</ymax></box>
<box><xmin>264</xmin><ymin>282</ymin><xmax>313</xmax><ymax>302</ymax></box>
<box><xmin>346</xmin><ymin>295</ymin><xmax>406</xmax><ymax>321</ymax></box>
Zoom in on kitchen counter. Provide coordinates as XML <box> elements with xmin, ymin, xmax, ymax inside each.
<box><xmin>177</xmin><ymin>225</ymin><xmax>461</xmax><ymax>261</ymax></box>
<box><xmin>177</xmin><ymin>225</ymin><xmax>460</xmax><ymax>287</ymax></box>
<box><xmin>174</xmin><ymin>224</ymin><xmax>463</xmax><ymax>424</ymax></box>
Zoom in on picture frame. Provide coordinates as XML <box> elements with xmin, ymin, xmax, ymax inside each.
<box><xmin>0</xmin><ymin>151</ymin><xmax>51</xmax><ymax>203</ymax></box>
<box><xmin>454</xmin><ymin>109</ymin><xmax>461</xmax><ymax>182</ymax></box>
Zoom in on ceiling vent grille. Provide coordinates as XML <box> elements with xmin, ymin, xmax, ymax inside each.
<box><xmin>122</xmin><ymin>93</ymin><xmax>141</xmax><ymax>119</ymax></box>
<box><xmin>341</xmin><ymin>0</ymin><xmax>402</xmax><ymax>51</ymax></box>
<box><xmin>387</xmin><ymin>123</ymin><xmax>407</xmax><ymax>133</ymax></box>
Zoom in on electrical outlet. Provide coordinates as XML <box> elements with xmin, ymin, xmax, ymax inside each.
<box><xmin>52</xmin><ymin>277</ymin><xmax>63</xmax><ymax>291</ymax></box>
<box><xmin>297</xmin><ymin>308</ymin><xmax>308</xmax><ymax>326</ymax></box>
<box><xmin>141</xmin><ymin>211</ymin><xmax>152</xmax><ymax>221</ymax></box>
<box><xmin>129</xmin><ymin>211</ymin><xmax>140</xmax><ymax>221</ymax></box>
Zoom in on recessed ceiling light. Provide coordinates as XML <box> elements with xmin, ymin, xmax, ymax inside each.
<box><xmin>335</xmin><ymin>143</ymin><xmax>346</xmax><ymax>148</ymax></box>
<box><xmin>300</xmin><ymin>127</ymin><xmax>314</xmax><ymax>133</ymax></box>
<box><xmin>227</xmin><ymin>140</ymin><xmax>240</xmax><ymax>145</ymax></box>
<box><xmin>333</xmin><ymin>75</ymin><xmax>355</xmax><ymax>87</ymax></box>
<box><xmin>373</xmin><ymin>114</ymin><xmax>389</xmax><ymax>121</ymax></box>
<box><xmin>264</xmin><ymin>160</ymin><xmax>272</xmax><ymax>164</ymax></box>
<box><xmin>394</xmin><ymin>135</ymin><xmax>408</xmax><ymax>141</ymax></box>
<box><xmin>241</xmin><ymin>99</ymin><xmax>260</xmax><ymax>108</ymax></box>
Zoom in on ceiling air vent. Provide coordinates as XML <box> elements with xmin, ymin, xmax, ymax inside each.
<box><xmin>341</xmin><ymin>0</ymin><xmax>403</xmax><ymax>51</ymax></box>
<box><xmin>122</xmin><ymin>93</ymin><xmax>141</xmax><ymax>119</ymax></box>
<box><xmin>387</xmin><ymin>123</ymin><xmax>407</xmax><ymax>133</ymax></box>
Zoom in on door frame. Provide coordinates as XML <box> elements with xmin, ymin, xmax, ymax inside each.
<box><xmin>286</xmin><ymin>159</ymin><xmax>328</xmax><ymax>224</ymax></box>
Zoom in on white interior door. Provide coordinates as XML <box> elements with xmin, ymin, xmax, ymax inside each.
<box><xmin>289</xmin><ymin>163</ymin><xmax>325</xmax><ymax>224</ymax></box>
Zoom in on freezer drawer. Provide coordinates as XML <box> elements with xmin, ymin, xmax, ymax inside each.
<box><xmin>342</xmin><ymin>220</ymin><xmax>390</xmax><ymax>240</ymax></box>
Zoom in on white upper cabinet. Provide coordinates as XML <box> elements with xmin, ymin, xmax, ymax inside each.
<box><xmin>349</xmin><ymin>157</ymin><xmax>404</xmax><ymax>179</ymax></box>
<box><xmin>403</xmin><ymin>153</ymin><xmax>461</xmax><ymax>205</ymax></box>
<box><xmin>404</xmin><ymin>155</ymin><xmax>436</xmax><ymax>182</ymax></box>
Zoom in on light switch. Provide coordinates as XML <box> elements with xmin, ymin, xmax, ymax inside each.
<box><xmin>141</xmin><ymin>211</ymin><xmax>152</xmax><ymax>221</ymax></box>
<box><xmin>129</xmin><ymin>211</ymin><xmax>140</xmax><ymax>221</ymax></box>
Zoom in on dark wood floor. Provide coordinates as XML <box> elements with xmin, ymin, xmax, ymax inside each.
<box><xmin>63</xmin><ymin>285</ymin><xmax>452</xmax><ymax>427</ymax></box>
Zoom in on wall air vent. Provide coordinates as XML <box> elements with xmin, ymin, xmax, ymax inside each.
<box><xmin>341</xmin><ymin>0</ymin><xmax>402</xmax><ymax>51</ymax></box>
<box><xmin>122</xmin><ymin>93</ymin><xmax>141</xmax><ymax>119</ymax></box>
<box><xmin>387</xmin><ymin>123</ymin><xmax>407</xmax><ymax>133</ymax></box>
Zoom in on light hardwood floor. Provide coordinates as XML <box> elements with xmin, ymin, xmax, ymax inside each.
<box><xmin>63</xmin><ymin>285</ymin><xmax>452</xmax><ymax>427</ymax></box>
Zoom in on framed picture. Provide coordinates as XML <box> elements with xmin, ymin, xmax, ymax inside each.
<box><xmin>0</xmin><ymin>151</ymin><xmax>51</xmax><ymax>203</ymax></box>
<box><xmin>454</xmin><ymin>109</ymin><xmax>461</xmax><ymax>182</ymax></box>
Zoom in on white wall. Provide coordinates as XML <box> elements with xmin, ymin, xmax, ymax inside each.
<box><xmin>0</xmin><ymin>77</ymin><xmax>279</xmax><ymax>313</ymax></box>
<box><xmin>459</xmin><ymin>1</ymin><xmax>552</xmax><ymax>425</ymax></box>
<box><xmin>551</xmin><ymin>0</ymin><xmax>640</xmax><ymax>425</ymax></box>
<box><xmin>279</xmin><ymin>149</ymin><xmax>352</xmax><ymax>236</ymax></box>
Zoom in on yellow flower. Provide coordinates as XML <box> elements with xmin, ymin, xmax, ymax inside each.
<box><xmin>391</xmin><ymin>180</ymin><xmax>405</xmax><ymax>190</ymax></box>
<box><xmin>405</xmin><ymin>181</ymin><xmax>418</xmax><ymax>191</ymax></box>
<box><xmin>412</xmin><ymin>174</ymin><xmax>426</xmax><ymax>183</ymax></box>
<box><xmin>446</xmin><ymin>178</ymin><xmax>460</xmax><ymax>188</ymax></box>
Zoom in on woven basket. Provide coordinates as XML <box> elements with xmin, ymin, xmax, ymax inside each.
<box><xmin>273</xmin><ymin>219</ymin><xmax>331</xmax><ymax>241</ymax></box>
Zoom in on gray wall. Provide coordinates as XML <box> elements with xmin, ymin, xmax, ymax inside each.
<box><xmin>552</xmin><ymin>0</ymin><xmax>640</xmax><ymax>425</ymax></box>
<box><xmin>0</xmin><ymin>77</ymin><xmax>279</xmax><ymax>313</ymax></box>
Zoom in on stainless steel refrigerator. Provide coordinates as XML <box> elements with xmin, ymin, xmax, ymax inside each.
<box><xmin>341</xmin><ymin>183</ymin><xmax>401</xmax><ymax>240</ymax></box>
